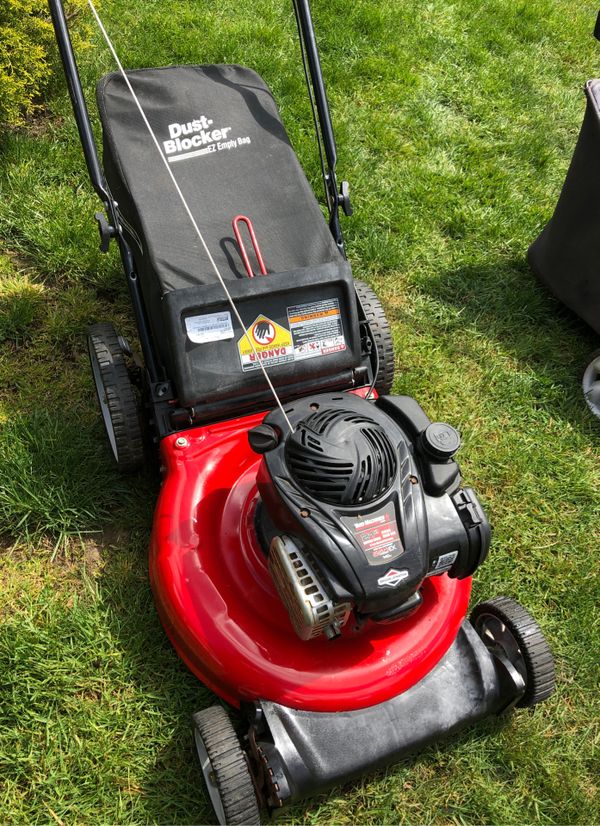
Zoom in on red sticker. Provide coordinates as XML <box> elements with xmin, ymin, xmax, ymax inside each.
<box><xmin>342</xmin><ymin>504</ymin><xmax>404</xmax><ymax>566</ymax></box>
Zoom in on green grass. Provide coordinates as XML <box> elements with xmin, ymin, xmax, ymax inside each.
<box><xmin>0</xmin><ymin>0</ymin><xmax>599</xmax><ymax>822</ymax></box>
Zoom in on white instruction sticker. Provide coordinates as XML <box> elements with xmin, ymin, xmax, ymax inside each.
<box><xmin>287</xmin><ymin>298</ymin><xmax>346</xmax><ymax>361</ymax></box>
<box><xmin>185</xmin><ymin>311</ymin><xmax>234</xmax><ymax>344</ymax></box>
<box><xmin>432</xmin><ymin>551</ymin><xmax>458</xmax><ymax>572</ymax></box>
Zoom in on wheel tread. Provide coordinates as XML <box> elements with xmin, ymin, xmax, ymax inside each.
<box><xmin>88</xmin><ymin>323</ymin><xmax>145</xmax><ymax>473</ymax></box>
<box><xmin>354</xmin><ymin>280</ymin><xmax>395</xmax><ymax>395</ymax></box>
<box><xmin>471</xmin><ymin>596</ymin><xmax>555</xmax><ymax>708</ymax></box>
<box><xmin>192</xmin><ymin>705</ymin><xmax>261</xmax><ymax>825</ymax></box>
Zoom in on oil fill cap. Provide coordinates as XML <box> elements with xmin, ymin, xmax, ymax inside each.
<box><xmin>421</xmin><ymin>422</ymin><xmax>461</xmax><ymax>461</ymax></box>
<box><xmin>248</xmin><ymin>424</ymin><xmax>280</xmax><ymax>454</ymax></box>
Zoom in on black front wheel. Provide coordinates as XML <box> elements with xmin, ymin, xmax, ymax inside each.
<box><xmin>87</xmin><ymin>323</ymin><xmax>145</xmax><ymax>473</ymax></box>
<box><xmin>192</xmin><ymin>705</ymin><xmax>261</xmax><ymax>825</ymax></box>
<box><xmin>471</xmin><ymin>596</ymin><xmax>555</xmax><ymax>708</ymax></box>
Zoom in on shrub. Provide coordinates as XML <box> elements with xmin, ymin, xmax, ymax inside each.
<box><xmin>0</xmin><ymin>0</ymin><xmax>88</xmax><ymax>128</ymax></box>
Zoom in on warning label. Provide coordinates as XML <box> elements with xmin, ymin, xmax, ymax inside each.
<box><xmin>287</xmin><ymin>298</ymin><xmax>346</xmax><ymax>361</ymax></box>
<box><xmin>342</xmin><ymin>503</ymin><xmax>404</xmax><ymax>566</ymax></box>
<box><xmin>237</xmin><ymin>315</ymin><xmax>294</xmax><ymax>372</ymax></box>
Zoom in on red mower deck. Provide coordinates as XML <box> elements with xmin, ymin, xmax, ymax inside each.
<box><xmin>150</xmin><ymin>413</ymin><xmax>472</xmax><ymax>712</ymax></box>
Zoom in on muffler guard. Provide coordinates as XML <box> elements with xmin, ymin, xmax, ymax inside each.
<box><xmin>254</xmin><ymin>621</ymin><xmax>524</xmax><ymax>806</ymax></box>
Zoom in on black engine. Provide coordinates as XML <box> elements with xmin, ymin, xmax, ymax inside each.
<box><xmin>250</xmin><ymin>392</ymin><xmax>490</xmax><ymax>639</ymax></box>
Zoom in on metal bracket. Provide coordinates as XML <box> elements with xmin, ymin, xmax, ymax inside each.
<box><xmin>94</xmin><ymin>210</ymin><xmax>116</xmax><ymax>253</ymax></box>
<box><xmin>338</xmin><ymin>180</ymin><xmax>353</xmax><ymax>216</ymax></box>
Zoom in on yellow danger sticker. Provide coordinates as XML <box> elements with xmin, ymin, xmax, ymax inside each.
<box><xmin>237</xmin><ymin>315</ymin><xmax>294</xmax><ymax>372</ymax></box>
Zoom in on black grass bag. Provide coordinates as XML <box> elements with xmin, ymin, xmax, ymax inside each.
<box><xmin>528</xmin><ymin>78</ymin><xmax>600</xmax><ymax>336</ymax></box>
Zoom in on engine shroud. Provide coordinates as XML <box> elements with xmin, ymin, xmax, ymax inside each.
<box><xmin>285</xmin><ymin>408</ymin><xmax>397</xmax><ymax>506</ymax></box>
<box><xmin>255</xmin><ymin>392</ymin><xmax>490</xmax><ymax>635</ymax></box>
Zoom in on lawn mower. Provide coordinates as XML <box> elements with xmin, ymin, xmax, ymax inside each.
<box><xmin>50</xmin><ymin>1</ymin><xmax>555</xmax><ymax>822</ymax></box>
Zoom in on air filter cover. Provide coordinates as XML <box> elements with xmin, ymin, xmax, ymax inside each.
<box><xmin>285</xmin><ymin>408</ymin><xmax>397</xmax><ymax>506</ymax></box>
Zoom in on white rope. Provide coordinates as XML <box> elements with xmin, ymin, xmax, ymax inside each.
<box><xmin>87</xmin><ymin>0</ymin><xmax>294</xmax><ymax>433</ymax></box>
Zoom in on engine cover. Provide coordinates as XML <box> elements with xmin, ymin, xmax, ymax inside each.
<box><xmin>251</xmin><ymin>392</ymin><xmax>490</xmax><ymax>636</ymax></box>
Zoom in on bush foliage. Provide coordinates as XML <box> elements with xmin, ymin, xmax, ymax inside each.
<box><xmin>0</xmin><ymin>0</ymin><xmax>87</xmax><ymax>127</ymax></box>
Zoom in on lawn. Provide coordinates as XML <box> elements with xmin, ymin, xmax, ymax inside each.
<box><xmin>0</xmin><ymin>0</ymin><xmax>599</xmax><ymax>823</ymax></box>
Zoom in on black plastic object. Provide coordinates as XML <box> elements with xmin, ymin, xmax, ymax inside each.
<box><xmin>192</xmin><ymin>705</ymin><xmax>261</xmax><ymax>825</ymax></box>
<box><xmin>94</xmin><ymin>210</ymin><xmax>115</xmax><ymax>253</ymax></box>
<box><xmin>162</xmin><ymin>260</ymin><xmax>362</xmax><ymax>411</ymax></box>
<box><xmin>49</xmin><ymin>0</ymin><xmax>354</xmax><ymax>407</ymax></box>
<box><xmin>256</xmin><ymin>392</ymin><xmax>491</xmax><ymax>620</ymax></box>
<box><xmin>449</xmin><ymin>487</ymin><xmax>491</xmax><ymax>578</ymax></box>
<box><xmin>378</xmin><ymin>396</ymin><xmax>461</xmax><ymax>495</ymax></box>
<box><xmin>251</xmin><ymin>620</ymin><xmax>526</xmax><ymax>807</ymax></box>
<box><xmin>370</xmin><ymin>589</ymin><xmax>423</xmax><ymax>622</ymax></box>
<box><xmin>248</xmin><ymin>424</ymin><xmax>280</xmax><ymax>454</ymax></box>
<box><xmin>354</xmin><ymin>280</ymin><xmax>395</xmax><ymax>395</ymax></box>
<box><xmin>421</xmin><ymin>422</ymin><xmax>461</xmax><ymax>460</ymax></box>
<box><xmin>285</xmin><ymin>408</ymin><xmax>397</xmax><ymax>505</ymax></box>
<box><xmin>528</xmin><ymin>79</ymin><xmax>600</xmax><ymax>336</ymax></box>
<box><xmin>594</xmin><ymin>10</ymin><xmax>600</xmax><ymax>41</ymax></box>
<box><xmin>87</xmin><ymin>323</ymin><xmax>145</xmax><ymax>472</ymax></box>
<box><xmin>470</xmin><ymin>596</ymin><xmax>555</xmax><ymax>708</ymax></box>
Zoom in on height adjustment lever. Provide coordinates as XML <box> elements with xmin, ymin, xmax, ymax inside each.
<box><xmin>94</xmin><ymin>211</ymin><xmax>116</xmax><ymax>253</ymax></box>
<box><xmin>338</xmin><ymin>181</ymin><xmax>353</xmax><ymax>217</ymax></box>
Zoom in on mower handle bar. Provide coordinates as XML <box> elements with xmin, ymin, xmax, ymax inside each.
<box><xmin>48</xmin><ymin>0</ymin><xmax>346</xmax><ymax>253</ymax></box>
<box><xmin>48</xmin><ymin>0</ymin><xmax>163</xmax><ymax>383</ymax></box>
<box><xmin>48</xmin><ymin>0</ymin><xmax>110</xmax><ymax>206</ymax></box>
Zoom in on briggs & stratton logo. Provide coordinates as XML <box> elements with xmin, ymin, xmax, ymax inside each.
<box><xmin>377</xmin><ymin>568</ymin><xmax>409</xmax><ymax>588</ymax></box>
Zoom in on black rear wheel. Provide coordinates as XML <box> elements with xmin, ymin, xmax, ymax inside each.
<box><xmin>87</xmin><ymin>323</ymin><xmax>145</xmax><ymax>473</ymax></box>
<box><xmin>471</xmin><ymin>596</ymin><xmax>555</xmax><ymax>708</ymax></box>
<box><xmin>354</xmin><ymin>280</ymin><xmax>395</xmax><ymax>395</ymax></box>
<box><xmin>582</xmin><ymin>348</ymin><xmax>600</xmax><ymax>419</ymax></box>
<box><xmin>192</xmin><ymin>705</ymin><xmax>261</xmax><ymax>825</ymax></box>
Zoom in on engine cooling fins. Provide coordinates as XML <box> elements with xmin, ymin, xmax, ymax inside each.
<box><xmin>285</xmin><ymin>408</ymin><xmax>397</xmax><ymax>506</ymax></box>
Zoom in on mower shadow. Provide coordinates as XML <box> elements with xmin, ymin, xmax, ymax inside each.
<box><xmin>220</xmin><ymin>235</ymin><xmax>252</xmax><ymax>278</ymax></box>
<box><xmin>94</xmin><ymin>523</ymin><xmax>216</xmax><ymax>824</ymax></box>
<box><xmin>392</xmin><ymin>256</ymin><xmax>599</xmax><ymax>429</ymax></box>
